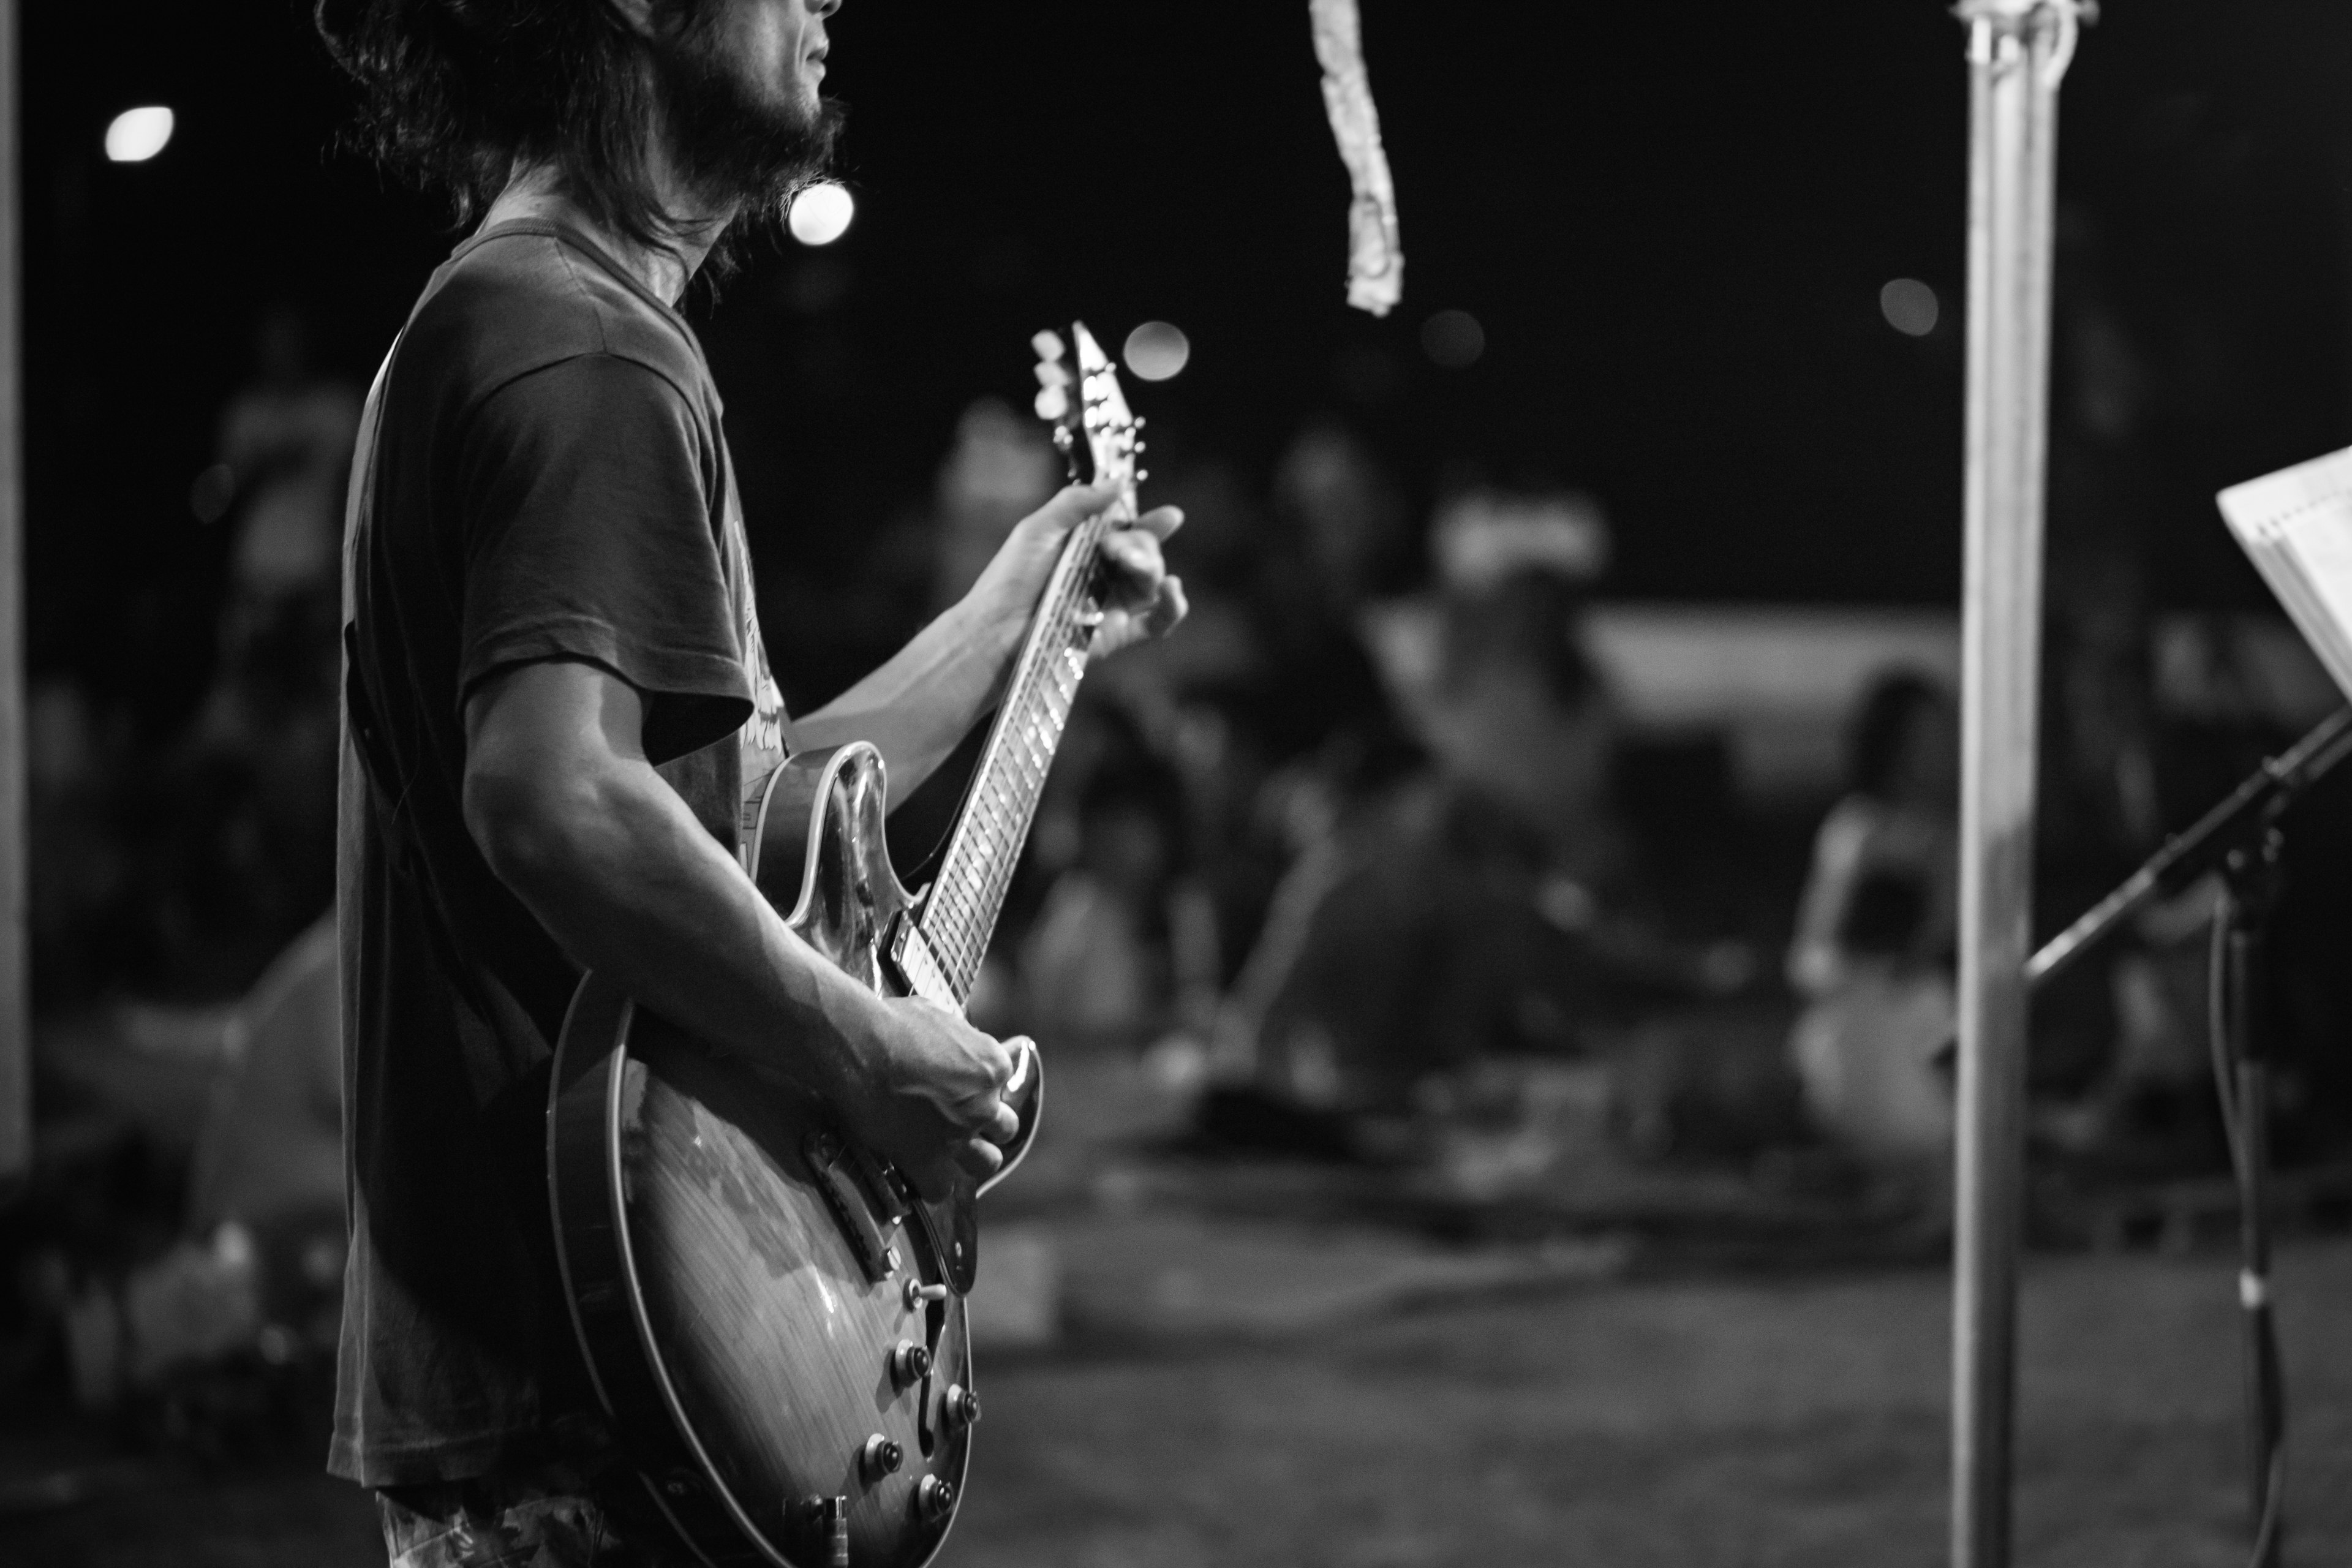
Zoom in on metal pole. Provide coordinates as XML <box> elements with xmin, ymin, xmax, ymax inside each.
<box><xmin>1951</xmin><ymin>4</ymin><xmax>2082</xmax><ymax>1566</ymax></box>
<box><xmin>0</xmin><ymin>0</ymin><xmax>24</xmax><ymax>1193</ymax></box>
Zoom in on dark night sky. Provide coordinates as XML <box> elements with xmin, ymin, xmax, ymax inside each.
<box><xmin>23</xmin><ymin>0</ymin><xmax>2352</xmax><ymax>726</ymax></box>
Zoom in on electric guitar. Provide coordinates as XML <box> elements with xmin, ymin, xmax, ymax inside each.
<box><xmin>547</xmin><ymin>323</ymin><xmax>1141</xmax><ymax>1567</ymax></box>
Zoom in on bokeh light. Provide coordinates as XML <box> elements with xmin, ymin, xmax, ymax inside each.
<box><xmin>1879</xmin><ymin>277</ymin><xmax>1939</xmax><ymax>337</ymax></box>
<box><xmin>1420</xmin><ymin>309</ymin><xmax>1485</xmax><ymax>369</ymax></box>
<box><xmin>105</xmin><ymin>106</ymin><xmax>175</xmax><ymax>164</ymax></box>
<box><xmin>788</xmin><ymin>183</ymin><xmax>854</xmax><ymax>246</ymax></box>
<box><xmin>189</xmin><ymin>464</ymin><xmax>235</xmax><ymax>524</ymax></box>
<box><xmin>1123</xmin><ymin>321</ymin><xmax>1191</xmax><ymax>382</ymax></box>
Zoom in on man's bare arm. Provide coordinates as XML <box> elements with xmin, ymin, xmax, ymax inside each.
<box><xmin>787</xmin><ymin>480</ymin><xmax>1188</xmax><ymax>801</ymax></box>
<box><xmin>461</xmin><ymin>657</ymin><xmax>1017</xmax><ymax>1196</ymax></box>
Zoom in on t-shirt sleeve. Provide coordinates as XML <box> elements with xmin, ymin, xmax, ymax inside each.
<box><xmin>456</xmin><ymin>353</ymin><xmax>752</xmax><ymax>765</ymax></box>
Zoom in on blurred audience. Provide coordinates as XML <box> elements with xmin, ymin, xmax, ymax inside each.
<box><xmin>1018</xmin><ymin>704</ymin><xmax>1216</xmax><ymax>1054</ymax></box>
<box><xmin>21</xmin><ymin>345</ymin><xmax>2352</xmax><ymax>1460</ymax></box>
<box><xmin>1197</xmin><ymin>491</ymin><xmax>1751</xmax><ymax>1156</ymax></box>
<box><xmin>127</xmin><ymin>307</ymin><xmax>358</xmax><ymax>997</ymax></box>
<box><xmin>1784</xmin><ymin>671</ymin><xmax>1959</xmax><ymax>1166</ymax></box>
<box><xmin>928</xmin><ymin>396</ymin><xmax>1063</xmax><ymax>611</ymax></box>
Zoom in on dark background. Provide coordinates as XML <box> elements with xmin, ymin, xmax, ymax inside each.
<box><xmin>23</xmin><ymin>0</ymin><xmax>2352</xmax><ymax>725</ymax></box>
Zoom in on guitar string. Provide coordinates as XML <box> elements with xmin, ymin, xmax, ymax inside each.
<box><xmin>938</xmin><ymin>475</ymin><xmax>1120</xmax><ymax>983</ymax></box>
<box><xmin>922</xmin><ymin>510</ymin><xmax>1110</xmax><ymax>995</ymax></box>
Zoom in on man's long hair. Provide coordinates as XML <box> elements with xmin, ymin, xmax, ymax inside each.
<box><xmin>314</xmin><ymin>0</ymin><xmax>816</xmax><ymax>260</ymax></box>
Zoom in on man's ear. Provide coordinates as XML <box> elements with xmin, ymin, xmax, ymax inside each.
<box><xmin>603</xmin><ymin>0</ymin><xmax>658</xmax><ymax>38</ymax></box>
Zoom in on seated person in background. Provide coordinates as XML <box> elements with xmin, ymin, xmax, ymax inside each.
<box><xmin>1216</xmin><ymin>569</ymin><xmax>1676</xmax><ymax>1134</ymax></box>
<box><xmin>1785</xmin><ymin>670</ymin><xmax>1960</xmax><ymax>1164</ymax></box>
<box><xmin>1019</xmin><ymin>706</ymin><xmax>1219</xmax><ymax>1055</ymax></box>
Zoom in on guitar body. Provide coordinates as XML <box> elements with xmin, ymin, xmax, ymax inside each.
<box><xmin>549</xmin><ymin>743</ymin><xmax>1038</xmax><ymax>1568</ymax></box>
<box><xmin>549</xmin><ymin>322</ymin><xmax>1134</xmax><ymax>1567</ymax></box>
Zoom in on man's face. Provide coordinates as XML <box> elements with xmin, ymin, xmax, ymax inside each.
<box><xmin>652</xmin><ymin>0</ymin><xmax>844</xmax><ymax>220</ymax></box>
<box><xmin>693</xmin><ymin>0</ymin><xmax>834</xmax><ymax>127</ymax></box>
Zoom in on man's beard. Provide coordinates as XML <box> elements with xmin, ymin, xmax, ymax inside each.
<box><xmin>648</xmin><ymin>17</ymin><xmax>845</xmax><ymax>240</ymax></box>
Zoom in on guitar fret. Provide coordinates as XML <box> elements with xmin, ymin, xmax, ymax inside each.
<box><xmin>909</xmin><ymin>463</ymin><xmax>1129</xmax><ymax>1009</ymax></box>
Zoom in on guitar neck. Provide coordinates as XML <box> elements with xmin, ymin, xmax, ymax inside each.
<box><xmin>911</xmin><ymin>507</ymin><xmax>1119</xmax><ymax>1003</ymax></box>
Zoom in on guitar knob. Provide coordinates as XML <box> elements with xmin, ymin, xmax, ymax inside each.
<box><xmin>889</xmin><ymin>1339</ymin><xmax>932</xmax><ymax>1389</ymax></box>
<box><xmin>942</xmin><ymin>1383</ymin><xmax>981</xmax><ymax>1430</ymax></box>
<box><xmin>915</xmin><ymin>1475</ymin><xmax>957</xmax><ymax>1521</ymax></box>
<box><xmin>860</xmin><ymin>1433</ymin><xmax>905</xmax><ymax>1482</ymax></box>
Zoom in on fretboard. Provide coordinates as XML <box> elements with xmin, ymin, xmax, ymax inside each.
<box><xmin>912</xmin><ymin>508</ymin><xmax>1118</xmax><ymax>1002</ymax></box>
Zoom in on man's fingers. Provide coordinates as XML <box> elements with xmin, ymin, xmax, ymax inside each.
<box><xmin>978</xmin><ymin>1096</ymin><xmax>1021</xmax><ymax>1146</ymax></box>
<box><xmin>1031</xmin><ymin>479</ymin><xmax>1122</xmax><ymax>537</ymax></box>
<box><xmin>1144</xmin><ymin>575</ymin><xmax>1188</xmax><ymax>638</ymax></box>
<box><xmin>1128</xmin><ymin>504</ymin><xmax>1183</xmax><ymax>541</ymax></box>
<box><xmin>1100</xmin><ymin>528</ymin><xmax>1165</xmax><ymax>589</ymax></box>
<box><xmin>953</xmin><ymin>1137</ymin><xmax>1006</xmax><ymax>1183</ymax></box>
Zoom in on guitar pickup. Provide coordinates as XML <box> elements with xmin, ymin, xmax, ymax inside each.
<box><xmin>887</xmin><ymin>914</ymin><xmax>958</xmax><ymax>1009</ymax></box>
<box><xmin>804</xmin><ymin>1128</ymin><xmax>896</xmax><ymax>1284</ymax></box>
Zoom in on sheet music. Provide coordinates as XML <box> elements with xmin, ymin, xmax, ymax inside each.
<box><xmin>2218</xmin><ymin>447</ymin><xmax>2352</xmax><ymax>703</ymax></box>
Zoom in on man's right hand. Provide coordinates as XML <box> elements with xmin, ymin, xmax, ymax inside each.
<box><xmin>462</xmin><ymin>657</ymin><xmax>1030</xmax><ymax>1204</ymax></box>
<box><xmin>840</xmin><ymin>997</ymin><xmax>1027</xmax><ymax>1202</ymax></box>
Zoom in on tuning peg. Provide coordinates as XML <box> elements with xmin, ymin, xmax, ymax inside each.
<box><xmin>1034</xmin><ymin>360</ymin><xmax>1071</xmax><ymax>389</ymax></box>
<box><xmin>1034</xmin><ymin>386</ymin><xmax>1069</xmax><ymax>422</ymax></box>
<box><xmin>1136</xmin><ymin>470</ymin><xmax>1149</xmax><ymax>483</ymax></box>
<box><xmin>1031</xmin><ymin>330</ymin><xmax>1067</xmax><ymax>363</ymax></box>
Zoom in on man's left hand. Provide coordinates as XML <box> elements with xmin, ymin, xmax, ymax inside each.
<box><xmin>967</xmin><ymin>480</ymin><xmax>1188</xmax><ymax>664</ymax></box>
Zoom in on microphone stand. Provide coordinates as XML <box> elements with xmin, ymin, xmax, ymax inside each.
<box><xmin>2024</xmin><ymin>704</ymin><xmax>2352</xmax><ymax>992</ymax></box>
<box><xmin>2019</xmin><ymin>704</ymin><xmax>2352</xmax><ymax>1568</ymax></box>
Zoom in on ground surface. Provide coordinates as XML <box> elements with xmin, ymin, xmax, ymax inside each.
<box><xmin>4</xmin><ymin>1238</ymin><xmax>2347</xmax><ymax>1567</ymax></box>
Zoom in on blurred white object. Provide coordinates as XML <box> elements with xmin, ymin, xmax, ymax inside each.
<box><xmin>1309</xmin><ymin>0</ymin><xmax>1403</xmax><ymax>315</ymax></box>
<box><xmin>1879</xmin><ymin>277</ymin><xmax>1940</xmax><ymax>337</ymax></box>
<box><xmin>189</xmin><ymin>914</ymin><xmax>343</xmax><ymax>1232</ymax></box>
<box><xmin>967</xmin><ymin>1225</ymin><xmax>1061</xmax><ymax>1350</ymax></box>
<box><xmin>1142</xmin><ymin>1032</ymin><xmax>1211</xmax><ymax>1100</ymax></box>
<box><xmin>120</xmin><ymin>1223</ymin><xmax>265</xmax><ymax>1386</ymax></box>
<box><xmin>787</xmin><ymin>181</ymin><xmax>854</xmax><ymax>246</ymax></box>
<box><xmin>104</xmin><ymin>106</ymin><xmax>174</xmax><ymax>164</ymax></box>
<box><xmin>1019</xmin><ymin>872</ymin><xmax>1152</xmax><ymax>1048</ymax></box>
<box><xmin>931</xmin><ymin>398</ymin><xmax>1061</xmax><ymax>608</ymax></box>
<box><xmin>1789</xmin><ymin>970</ymin><xmax>1955</xmax><ymax>1159</ymax></box>
<box><xmin>1121</xmin><ymin>320</ymin><xmax>1191</xmax><ymax>382</ymax></box>
<box><xmin>1433</xmin><ymin>489</ymin><xmax>1610</xmax><ymax>592</ymax></box>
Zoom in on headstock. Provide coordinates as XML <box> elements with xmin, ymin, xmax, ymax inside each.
<box><xmin>1031</xmin><ymin>323</ymin><xmax>1144</xmax><ymax>505</ymax></box>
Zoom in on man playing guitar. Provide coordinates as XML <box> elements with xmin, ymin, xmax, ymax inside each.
<box><xmin>311</xmin><ymin>0</ymin><xmax>1186</xmax><ymax>1560</ymax></box>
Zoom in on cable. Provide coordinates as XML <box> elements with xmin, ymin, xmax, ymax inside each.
<box><xmin>2206</xmin><ymin>892</ymin><xmax>2287</xmax><ymax>1568</ymax></box>
<box><xmin>2247</xmin><ymin>1449</ymin><xmax>2285</xmax><ymax>1568</ymax></box>
<box><xmin>2208</xmin><ymin>910</ymin><xmax>2245</xmax><ymax>1182</ymax></box>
